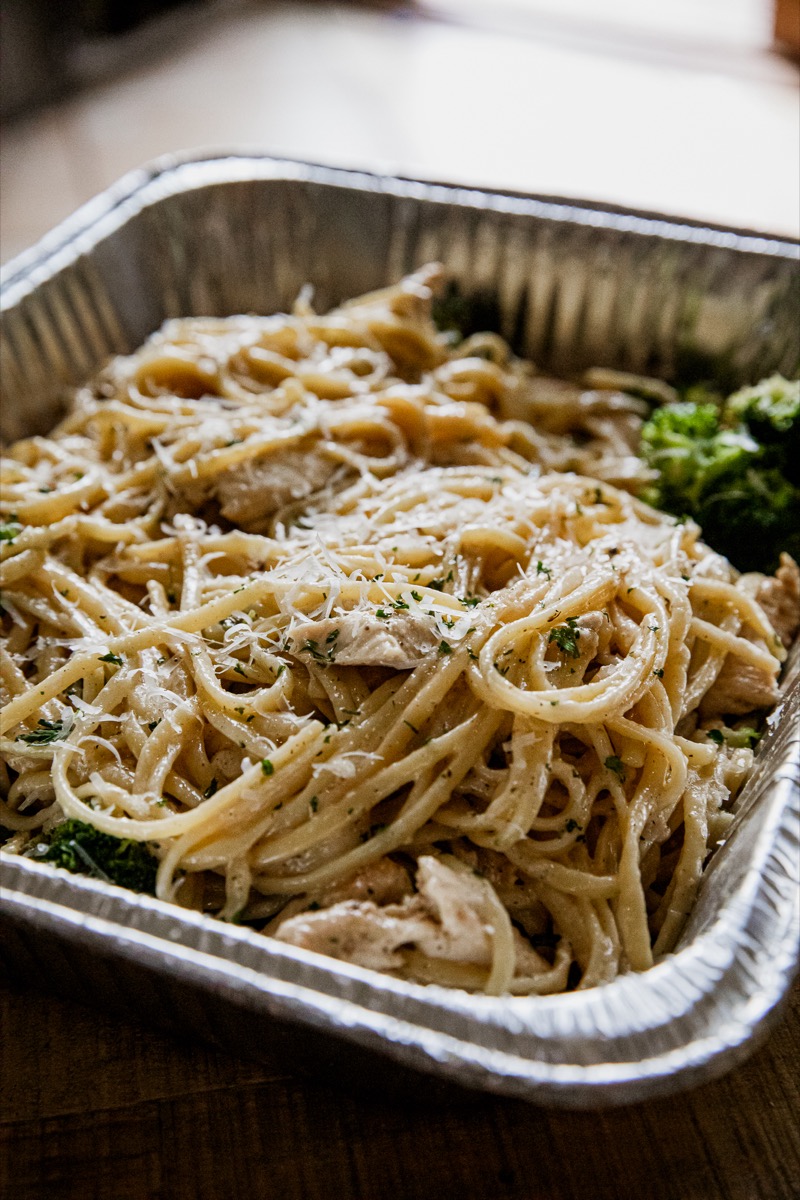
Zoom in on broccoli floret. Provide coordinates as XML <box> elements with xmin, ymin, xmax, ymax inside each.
<box><xmin>724</xmin><ymin>375</ymin><xmax>800</xmax><ymax>481</ymax></box>
<box><xmin>640</xmin><ymin>377</ymin><xmax>800</xmax><ymax>573</ymax></box>
<box><xmin>724</xmin><ymin>374</ymin><xmax>799</xmax><ymax>435</ymax></box>
<box><xmin>25</xmin><ymin>819</ymin><xmax>158</xmax><ymax>894</ymax></box>
<box><xmin>640</xmin><ymin>402</ymin><xmax>758</xmax><ymax>512</ymax></box>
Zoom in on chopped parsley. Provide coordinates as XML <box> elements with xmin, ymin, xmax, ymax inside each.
<box><xmin>0</xmin><ymin>521</ymin><xmax>22</xmax><ymax>543</ymax></box>
<box><xmin>548</xmin><ymin>618</ymin><xmax>580</xmax><ymax>659</ymax></box>
<box><xmin>17</xmin><ymin>718</ymin><xmax>69</xmax><ymax>745</ymax></box>
<box><xmin>438</xmin><ymin>640</ymin><xmax>453</xmax><ymax>655</ymax></box>
<box><xmin>707</xmin><ymin>727</ymin><xmax>762</xmax><ymax>749</ymax></box>
<box><xmin>604</xmin><ymin>755</ymin><xmax>626</xmax><ymax>782</ymax></box>
<box><xmin>25</xmin><ymin>819</ymin><xmax>157</xmax><ymax>893</ymax></box>
<box><xmin>536</xmin><ymin>561</ymin><xmax>552</xmax><ymax>580</ymax></box>
<box><xmin>301</xmin><ymin>636</ymin><xmax>338</xmax><ymax>664</ymax></box>
<box><xmin>261</xmin><ymin>759</ymin><xmax>274</xmax><ymax>776</ymax></box>
<box><xmin>99</xmin><ymin>652</ymin><xmax>123</xmax><ymax>666</ymax></box>
<box><xmin>360</xmin><ymin>822</ymin><xmax>387</xmax><ymax>842</ymax></box>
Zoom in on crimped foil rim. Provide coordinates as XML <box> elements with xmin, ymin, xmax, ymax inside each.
<box><xmin>3</xmin><ymin>152</ymin><xmax>799</xmax><ymax>307</ymax></box>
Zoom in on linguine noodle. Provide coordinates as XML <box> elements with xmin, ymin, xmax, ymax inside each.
<box><xmin>0</xmin><ymin>265</ymin><xmax>792</xmax><ymax>995</ymax></box>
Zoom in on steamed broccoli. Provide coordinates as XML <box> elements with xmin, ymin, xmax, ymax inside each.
<box><xmin>640</xmin><ymin>375</ymin><xmax>800</xmax><ymax>573</ymax></box>
<box><xmin>724</xmin><ymin>375</ymin><xmax>800</xmax><ymax>480</ymax></box>
<box><xmin>25</xmin><ymin>818</ymin><xmax>158</xmax><ymax>894</ymax></box>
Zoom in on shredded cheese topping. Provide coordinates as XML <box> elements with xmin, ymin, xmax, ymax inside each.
<box><xmin>0</xmin><ymin>265</ymin><xmax>787</xmax><ymax>995</ymax></box>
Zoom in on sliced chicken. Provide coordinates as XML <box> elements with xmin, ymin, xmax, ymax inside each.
<box><xmin>287</xmin><ymin>610</ymin><xmax>439</xmax><ymax>670</ymax></box>
<box><xmin>754</xmin><ymin>554</ymin><xmax>800</xmax><ymax>650</ymax></box>
<box><xmin>273</xmin><ymin>901</ymin><xmax>432</xmax><ymax>971</ymax></box>
<box><xmin>547</xmin><ymin>609</ymin><xmax>611</xmax><ymax>687</ymax></box>
<box><xmin>215</xmin><ymin>449</ymin><xmax>339</xmax><ymax>529</ymax></box>
<box><xmin>699</xmin><ymin>656</ymin><xmax>779</xmax><ymax>718</ymax></box>
<box><xmin>274</xmin><ymin>855</ymin><xmax>546</xmax><ymax>977</ymax></box>
<box><xmin>319</xmin><ymin>857</ymin><xmax>413</xmax><ymax>907</ymax></box>
<box><xmin>700</xmin><ymin>554</ymin><xmax>799</xmax><ymax>717</ymax></box>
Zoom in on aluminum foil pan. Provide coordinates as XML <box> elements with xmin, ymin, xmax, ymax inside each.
<box><xmin>1</xmin><ymin>155</ymin><xmax>799</xmax><ymax>1108</ymax></box>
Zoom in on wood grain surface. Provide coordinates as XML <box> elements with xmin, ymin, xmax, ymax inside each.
<box><xmin>1</xmin><ymin>975</ymin><xmax>797</xmax><ymax>1200</ymax></box>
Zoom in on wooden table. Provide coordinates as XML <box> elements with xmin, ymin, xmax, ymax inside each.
<box><xmin>0</xmin><ymin>6</ymin><xmax>798</xmax><ymax>1196</ymax></box>
<box><xmin>1</xmin><ymin>973</ymin><xmax>797</xmax><ymax>1200</ymax></box>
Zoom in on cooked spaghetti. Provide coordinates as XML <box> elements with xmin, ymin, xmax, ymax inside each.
<box><xmin>1</xmin><ymin>264</ymin><xmax>797</xmax><ymax>995</ymax></box>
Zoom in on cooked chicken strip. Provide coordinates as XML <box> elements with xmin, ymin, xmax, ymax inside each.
<box><xmin>699</xmin><ymin>656</ymin><xmax>780</xmax><ymax>718</ymax></box>
<box><xmin>288</xmin><ymin>611</ymin><xmax>439</xmax><ymax>670</ymax></box>
<box><xmin>274</xmin><ymin>855</ymin><xmax>545</xmax><ymax>976</ymax></box>
<box><xmin>754</xmin><ymin>554</ymin><xmax>800</xmax><ymax>650</ymax></box>
<box><xmin>215</xmin><ymin>448</ymin><xmax>340</xmax><ymax>529</ymax></box>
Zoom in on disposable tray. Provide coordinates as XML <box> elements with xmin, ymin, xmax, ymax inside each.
<box><xmin>1</xmin><ymin>155</ymin><xmax>798</xmax><ymax>1107</ymax></box>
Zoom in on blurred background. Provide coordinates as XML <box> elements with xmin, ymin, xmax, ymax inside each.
<box><xmin>1</xmin><ymin>0</ymin><xmax>799</xmax><ymax>265</ymax></box>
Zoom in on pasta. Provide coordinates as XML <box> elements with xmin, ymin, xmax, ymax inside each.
<box><xmin>1</xmin><ymin>264</ymin><xmax>796</xmax><ymax>996</ymax></box>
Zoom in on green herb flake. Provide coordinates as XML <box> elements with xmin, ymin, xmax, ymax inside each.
<box><xmin>0</xmin><ymin>522</ymin><xmax>22</xmax><ymax>543</ymax></box>
<box><xmin>548</xmin><ymin>618</ymin><xmax>580</xmax><ymax>659</ymax></box>
<box><xmin>25</xmin><ymin>818</ymin><xmax>158</xmax><ymax>893</ymax></box>
<box><xmin>707</xmin><ymin>727</ymin><xmax>762</xmax><ymax>749</ymax></box>
<box><xmin>17</xmin><ymin>718</ymin><xmax>69</xmax><ymax>745</ymax></box>
<box><xmin>605</xmin><ymin>755</ymin><xmax>626</xmax><ymax>782</ymax></box>
<box><xmin>261</xmin><ymin>759</ymin><xmax>274</xmax><ymax>776</ymax></box>
<box><xmin>99</xmin><ymin>652</ymin><xmax>123</xmax><ymax>666</ymax></box>
<box><xmin>438</xmin><ymin>640</ymin><xmax>452</xmax><ymax>655</ymax></box>
<box><xmin>204</xmin><ymin>778</ymin><xmax>219</xmax><ymax>798</ymax></box>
